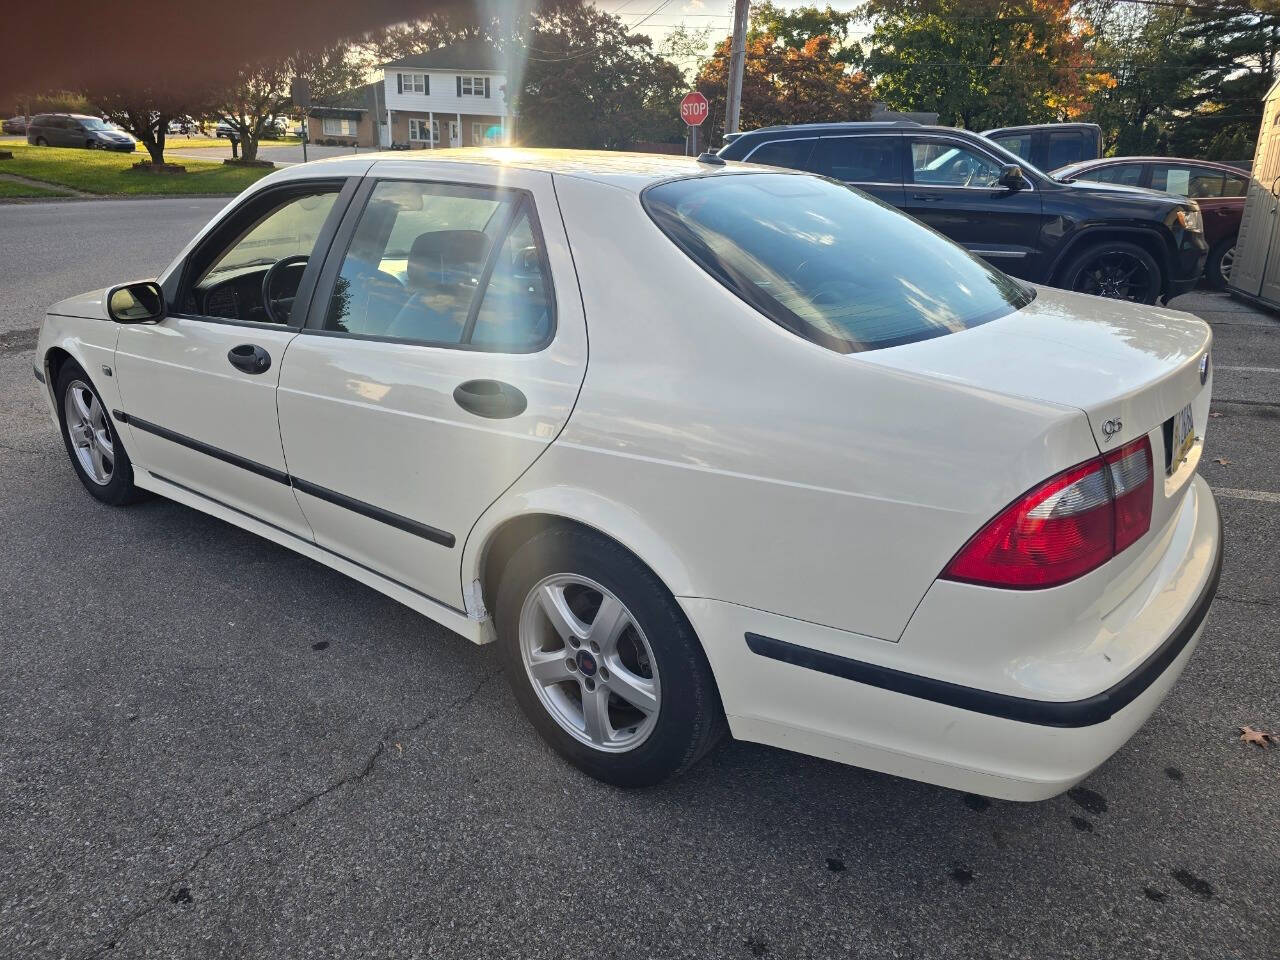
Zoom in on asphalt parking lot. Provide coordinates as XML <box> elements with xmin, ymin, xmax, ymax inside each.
<box><xmin>1</xmin><ymin>198</ymin><xmax>1278</xmax><ymax>960</ymax></box>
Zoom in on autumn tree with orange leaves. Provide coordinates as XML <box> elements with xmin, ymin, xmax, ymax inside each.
<box><xmin>696</xmin><ymin>33</ymin><xmax>873</xmax><ymax>143</ymax></box>
<box><xmin>859</xmin><ymin>0</ymin><xmax>1113</xmax><ymax>129</ymax></box>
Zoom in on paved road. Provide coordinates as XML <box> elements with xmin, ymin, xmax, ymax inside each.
<box><xmin>1</xmin><ymin>199</ymin><xmax>1278</xmax><ymax>959</ymax></box>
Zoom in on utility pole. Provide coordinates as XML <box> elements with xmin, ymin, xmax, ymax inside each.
<box><xmin>724</xmin><ymin>0</ymin><xmax>750</xmax><ymax>136</ymax></box>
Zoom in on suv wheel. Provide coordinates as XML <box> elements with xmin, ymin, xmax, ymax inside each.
<box><xmin>1060</xmin><ymin>241</ymin><xmax>1162</xmax><ymax>304</ymax></box>
<box><xmin>496</xmin><ymin>526</ymin><xmax>725</xmax><ymax>786</ymax></box>
<box><xmin>34</xmin><ymin>136</ymin><xmax>47</xmax><ymax>146</ymax></box>
<box><xmin>1205</xmin><ymin>236</ymin><xmax>1236</xmax><ymax>290</ymax></box>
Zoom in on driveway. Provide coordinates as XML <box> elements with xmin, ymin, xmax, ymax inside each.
<box><xmin>1</xmin><ymin>198</ymin><xmax>1278</xmax><ymax>959</ymax></box>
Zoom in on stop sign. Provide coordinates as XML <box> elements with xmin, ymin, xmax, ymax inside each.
<box><xmin>680</xmin><ymin>91</ymin><xmax>709</xmax><ymax>127</ymax></box>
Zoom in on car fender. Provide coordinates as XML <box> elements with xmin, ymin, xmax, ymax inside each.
<box><xmin>1048</xmin><ymin>223</ymin><xmax>1174</xmax><ymax>280</ymax></box>
<box><xmin>461</xmin><ymin>467</ymin><xmax>696</xmax><ymax>620</ymax></box>
<box><xmin>36</xmin><ymin>295</ymin><xmax>123</xmax><ymax>427</ymax></box>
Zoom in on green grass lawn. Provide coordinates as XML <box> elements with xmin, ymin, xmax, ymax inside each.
<box><xmin>164</xmin><ymin>136</ymin><xmax>303</xmax><ymax>150</ymax></box>
<box><xmin>0</xmin><ymin>142</ymin><xmax>273</xmax><ymax>195</ymax></box>
<box><xmin>0</xmin><ymin>178</ymin><xmax>72</xmax><ymax>198</ymax></box>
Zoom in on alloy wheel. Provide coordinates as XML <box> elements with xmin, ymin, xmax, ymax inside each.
<box><xmin>519</xmin><ymin>574</ymin><xmax>661</xmax><ymax>752</ymax></box>
<box><xmin>1073</xmin><ymin>251</ymin><xmax>1156</xmax><ymax>302</ymax></box>
<box><xmin>64</xmin><ymin>380</ymin><xmax>115</xmax><ymax>485</ymax></box>
<box><xmin>1220</xmin><ymin>245</ymin><xmax>1235</xmax><ymax>282</ymax></box>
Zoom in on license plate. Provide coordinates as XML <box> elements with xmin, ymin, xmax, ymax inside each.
<box><xmin>1169</xmin><ymin>403</ymin><xmax>1195</xmax><ymax>474</ymax></box>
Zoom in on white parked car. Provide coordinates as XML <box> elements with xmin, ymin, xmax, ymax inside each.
<box><xmin>34</xmin><ymin>151</ymin><xmax>1222</xmax><ymax>799</ymax></box>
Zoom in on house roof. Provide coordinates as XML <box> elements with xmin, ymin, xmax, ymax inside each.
<box><xmin>310</xmin><ymin>81</ymin><xmax>377</xmax><ymax>118</ymax></box>
<box><xmin>381</xmin><ymin>39</ymin><xmax>507</xmax><ymax>72</ymax></box>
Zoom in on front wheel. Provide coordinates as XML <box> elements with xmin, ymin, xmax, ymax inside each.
<box><xmin>1060</xmin><ymin>241</ymin><xmax>1163</xmax><ymax>304</ymax></box>
<box><xmin>55</xmin><ymin>361</ymin><xmax>147</xmax><ymax>506</ymax></box>
<box><xmin>34</xmin><ymin>136</ymin><xmax>47</xmax><ymax>146</ymax></box>
<box><xmin>1205</xmin><ymin>236</ymin><xmax>1237</xmax><ymax>290</ymax></box>
<box><xmin>496</xmin><ymin>527</ymin><xmax>725</xmax><ymax>786</ymax></box>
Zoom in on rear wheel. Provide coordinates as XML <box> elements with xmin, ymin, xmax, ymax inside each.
<box><xmin>34</xmin><ymin>136</ymin><xmax>47</xmax><ymax>146</ymax></box>
<box><xmin>1060</xmin><ymin>241</ymin><xmax>1162</xmax><ymax>304</ymax></box>
<box><xmin>55</xmin><ymin>361</ymin><xmax>146</xmax><ymax>506</ymax></box>
<box><xmin>1205</xmin><ymin>236</ymin><xmax>1237</xmax><ymax>290</ymax></box>
<box><xmin>495</xmin><ymin>526</ymin><xmax>725</xmax><ymax>786</ymax></box>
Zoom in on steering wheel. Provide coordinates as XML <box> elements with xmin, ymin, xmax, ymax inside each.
<box><xmin>261</xmin><ymin>255</ymin><xmax>310</xmax><ymax>324</ymax></box>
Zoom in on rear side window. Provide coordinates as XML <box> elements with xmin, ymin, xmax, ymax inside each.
<box><xmin>644</xmin><ymin>173</ymin><xmax>1033</xmax><ymax>354</ymax></box>
<box><xmin>1047</xmin><ymin>131</ymin><xmax>1086</xmax><ymax>169</ymax></box>
<box><xmin>744</xmin><ymin>138</ymin><xmax>816</xmax><ymax>170</ymax></box>
<box><xmin>809</xmin><ymin>136</ymin><xmax>900</xmax><ymax>183</ymax></box>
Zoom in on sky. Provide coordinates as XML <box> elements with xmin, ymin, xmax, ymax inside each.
<box><xmin>592</xmin><ymin>0</ymin><xmax>872</xmax><ymax>73</ymax></box>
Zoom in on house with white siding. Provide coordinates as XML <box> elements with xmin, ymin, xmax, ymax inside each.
<box><xmin>379</xmin><ymin>39</ymin><xmax>511</xmax><ymax>149</ymax></box>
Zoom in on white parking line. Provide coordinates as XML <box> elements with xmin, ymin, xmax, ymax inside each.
<box><xmin>1212</xmin><ymin>487</ymin><xmax>1280</xmax><ymax>504</ymax></box>
<box><xmin>1217</xmin><ymin>365</ymin><xmax>1280</xmax><ymax>374</ymax></box>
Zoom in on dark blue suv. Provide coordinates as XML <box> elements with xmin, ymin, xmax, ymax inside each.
<box><xmin>718</xmin><ymin>122</ymin><xmax>1207</xmax><ymax>304</ymax></box>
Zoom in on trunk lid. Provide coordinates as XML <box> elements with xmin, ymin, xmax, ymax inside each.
<box><xmin>861</xmin><ymin>284</ymin><xmax>1213</xmax><ymax>565</ymax></box>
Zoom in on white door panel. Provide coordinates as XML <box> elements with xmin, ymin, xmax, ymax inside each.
<box><xmin>114</xmin><ymin>320</ymin><xmax>309</xmax><ymax>537</ymax></box>
<box><xmin>277</xmin><ymin>163</ymin><xmax>587</xmax><ymax>608</ymax></box>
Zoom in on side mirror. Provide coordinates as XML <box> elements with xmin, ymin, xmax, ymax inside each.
<box><xmin>107</xmin><ymin>280</ymin><xmax>165</xmax><ymax>323</ymax></box>
<box><xmin>999</xmin><ymin>163</ymin><xmax>1028</xmax><ymax>190</ymax></box>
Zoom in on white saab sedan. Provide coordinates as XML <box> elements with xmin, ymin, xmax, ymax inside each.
<box><xmin>35</xmin><ymin>150</ymin><xmax>1222</xmax><ymax>799</ymax></box>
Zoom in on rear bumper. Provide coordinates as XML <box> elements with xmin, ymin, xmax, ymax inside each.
<box><xmin>681</xmin><ymin>476</ymin><xmax>1221</xmax><ymax>800</ymax></box>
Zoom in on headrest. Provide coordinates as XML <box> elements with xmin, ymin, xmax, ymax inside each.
<box><xmin>407</xmin><ymin>230</ymin><xmax>490</xmax><ymax>289</ymax></box>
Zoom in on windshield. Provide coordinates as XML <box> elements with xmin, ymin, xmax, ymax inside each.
<box><xmin>643</xmin><ymin>173</ymin><xmax>1034</xmax><ymax>354</ymax></box>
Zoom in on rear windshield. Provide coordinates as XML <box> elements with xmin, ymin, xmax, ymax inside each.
<box><xmin>643</xmin><ymin>173</ymin><xmax>1033</xmax><ymax>353</ymax></box>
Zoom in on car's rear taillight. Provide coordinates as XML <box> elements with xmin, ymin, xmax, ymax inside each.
<box><xmin>942</xmin><ymin>435</ymin><xmax>1154</xmax><ymax>589</ymax></box>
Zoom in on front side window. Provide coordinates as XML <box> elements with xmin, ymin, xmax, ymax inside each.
<box><xmin>182</xmin><ymin>187</ymin><xmax>341</xmax><ymax>323</ymax></box>
<box><xmin>744</xmin><ymin>138</ymin><xmax>815</xmax><ymax>170</ymax></box>
<box><xmin>644</xmin><ymin>173</ymin><xmax>1033</xmax><ymax>354</ymax></box>
<box><xmin>324</xmin><ymin>180</ymin><xmax>553</xmax><ymax>351</ymax></box>
<box><xmin>910</xmin><ymin>141</ymin><xmax>1003</xmax><ymax>188</ymax></box>
<box><xmin>809</xmin><ymin>136</ymin><xmax>900</xmax><ymax>184</ymax></box>
<box><xmin>1078</xmin><ymin>163</ymin><xmax>1143</xmax><ymax>187</ymax></box>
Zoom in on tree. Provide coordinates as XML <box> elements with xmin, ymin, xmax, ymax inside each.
<box><xmin>520</xmin><ymin>1</ymin><xmax>687</xmax><ymax>148</ymax></box>
<box><xmin>1076</xmin><ymin>1</ymin><xmax>1194</xmax><ymax>155</ymax></box>
<box><xmin>749</xmin><ymin>2</ymin><xmax>860</xmax><ymax>63</ymax></box>
<box><xmin>1170</xmin><ymin>0</ymin><xmax>1280</xmax><ymax>160</ymax></box>
<box><xmin>86</xmin><ymin>84</ymin><xmax>212</xmax><ymax>164</ymax></box>
<box><xmin>214</xmin><ymin>61</ymin><xmax>293</xmax><ymax>162</ymax></box>
<box><xmin>858</xmin><ymin>0</ymin><xmax>1108</xmax><ymax>129</ymax></box>
<box><xmin>696</xmin><ymin>33</ymin><xmax>873</xmax><ymax>143</ymax></box>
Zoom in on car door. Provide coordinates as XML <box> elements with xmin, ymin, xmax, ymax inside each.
<box><xmin>276</xmin><ymin>162</ymin><xmax>588</xmax><ymax>610</ymax></box>
<box><xmin>113</xmin><ymin>177</ymin><xmax>358</xmax><ymax>538</ymax></box>
<box><xmin>807</xmin><ymin>133</ymin><xmax>905</xmax><ymax>206</ymax></box>
<box><xmin>902</xmin><ymin>134</ymin><xmax>1044</xmax><ymax>279</ymax></box>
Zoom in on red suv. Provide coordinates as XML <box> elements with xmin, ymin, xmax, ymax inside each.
<box><xmin>1053</xmin><ymin>157</ymin><xmax>1248</xmax><ymax>289</ymax></box>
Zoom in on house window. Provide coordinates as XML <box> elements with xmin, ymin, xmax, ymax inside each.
<box><xmin>472</xmin><ymin>122</ymin><xmax>486</xmax><ymax>145</ymax></box>
<box><xmin>400</xmin><ymin>73</ymin><xmax>426</xmax><ymax>95</ymax></box>
<box><xmin>322</xmin><ymin>118</ymin><xmax>357</xmax><ymax>138</ymax></box>
<box><xmin>408</xmin><ymin>118</ymin><xmax>432</xmax><ymax>142</ymax></box>
<box><xmin>459</xmin><ymin>75</ymin><xmax>489</xmax><ymax>96</ymax></box>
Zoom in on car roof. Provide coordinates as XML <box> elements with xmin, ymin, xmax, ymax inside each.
<box><xmin>1062</xmin><ymin>156</ymin><xmax>1248</xmax><ymax>174</ymax></box>
<box><xmin>300</xmin><ymin>147</ymin><xmax>771</xmax><ymax>191</ymax></box>
<box><xmin>982</xmin><ymin>122</ymin><xmax>1100</xmax><ymax>135</ymax></box>
<box><xmin>733</xmin><ymin>121</ymin><xmax>927</xmax><ymax>137</ymax></box>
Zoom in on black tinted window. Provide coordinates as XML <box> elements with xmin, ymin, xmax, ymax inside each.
<box><xmin>809</xmin><ymin>136</ymin><xmax>900</xmax><ymax>183</ymax></box>
<box><xmin>644</xmin><ymin>173</ymin><xmax>1033</xmax><ymax>354</ymax></box>
<box><xmin>744</xmin><ymin>138</ymin><xmax>815</xmax><ymax>170</ymax></box>
<box><xmin>990</xmin><ymin>133</ymin><xmax>1033</xmax><ymax>162</ymax></box>
<box><xmin>1047</xmin><ymin>131</ymin><xmax>1086</xmax><ymax>169</ymax></box>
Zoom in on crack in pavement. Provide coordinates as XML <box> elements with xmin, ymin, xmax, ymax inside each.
<box><xmin>79</xmin><ymin>668</ymin><xmax>501</xmax><ymax>959</ymax></box>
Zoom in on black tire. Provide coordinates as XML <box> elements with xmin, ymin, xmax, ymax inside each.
<box><xmin>1059</xmin><ymin>241</ymin><xmax>1163</xmax><ymax>304</ymax></box>
<box><xmin>1204</xmin><ymin>235</ymin><xmax>1237</xmax><ymax>291</ymax></box>
<box><xmin>54</xmin><ymin>360</ymin><xmax>147</xmax><ymax>506</ymax></box>
<box><xmin>495</xmin><ymin>526</ymin><xmax>726</xmax><ymax>787</ymax></box>
<box><xmin>34</xmin><ymin>136</ymin><xmax>47</xmax><ymax>146</ymax></box>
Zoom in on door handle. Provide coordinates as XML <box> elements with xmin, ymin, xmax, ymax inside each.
<box><xmin>453</xmin><ymin>379</ymin><xmax>527</xmax><ymax>419</ymax></box>
<box><xmin>227</xmin><ymin>343</ymin><xmax>272</xmax><ymax>375</ymax></box>
<box><xmin>911</xmin><ymin>193</ymin><xmax>942</xmax><ymax>201</ymax></box>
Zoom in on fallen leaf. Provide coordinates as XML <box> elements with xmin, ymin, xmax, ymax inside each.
<box><xmin>1214</xmin><ymin>457</ymin><xmax>1231</xmax><ymax>466</ymax></box>
<box><xmin>1239</xmin><ymin>725</ymin><xmax>1273</xmax><ymax>748</ymax></box>
<box><xmin>1209</xmin><ymin>412</ymin><xmax>1224</xmax><ymax>419</ymax></box>
<box><xmin>395</xmin><ymin>742</ymin><xmax>403</xmax><ymax>754</ymax></box>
